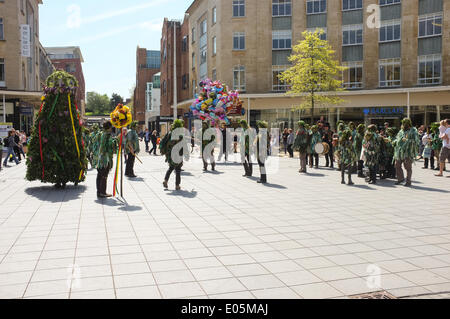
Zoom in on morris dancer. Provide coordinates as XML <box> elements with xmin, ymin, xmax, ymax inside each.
<box><xmin>94</xmin><ymin>122</ymin><xmax>118</xmax><ymax>198</ymax></box>
<box><xmin>294</xmin><ymin>121</ymin><xmax>309</xmax><ymax>173</ymax></box>
<box><xmin>125</xmin><ymin>121</ymin><xmax>140</xmax><ymax>178</ymax></box>
<box><xmin>354</xmin><ymin>124</ymin><xmax>365</xmax><ymax>178</ymax></box>
<box><xmin>362</xmin><ymin>130</ymin><xmax>378</xmax><ymax>185</ymax></box>
<box><xmin>339</xmin><ymin>129</ymin><xmax>357</xmax><ymax>185</ymax></box>
<box><xmin>309</xmin><ymin>125</ymin><xmax>322</xmax><ymax>169</ymax></box>
<box><xmin>394</xmin><ymin>118</ymin><xmax>420</xmax><ymax>187</ymax></box>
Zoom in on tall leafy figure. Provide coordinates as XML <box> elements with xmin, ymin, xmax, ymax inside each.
<box><xmin>279</xmin><ymin>30</ymin><xmax>346</xmax><ymax>124</ymax></box>
<box><xmin>26</xmin><ymin>71</ymin><xmax>88</xmax><ymax>188</ymax></box>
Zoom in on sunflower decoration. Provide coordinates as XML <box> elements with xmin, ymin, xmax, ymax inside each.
<box><xmin>110</xmin><ymin>104</ymin><xmax>132</xmax><ymax>129</ymax></box>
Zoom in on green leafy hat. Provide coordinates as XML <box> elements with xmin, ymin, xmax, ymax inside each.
<box><xmin>402</xmin><ymin>118</ymin><xmax>412</xmax><ymax>128</ymax></box>
<box><xmin>298</xmin><ymin>120</ymin><xmax>306</xmax><ymax>128</ymax></box>
<box><xmin>367</xmin><ymin>124</ymin><xmax>377</xmax><ymax>132</ymax></box>
<box><xmin>357</xmin><ymin>124</ymin><xmax>365</xmax><ymax>134</ymax></box>
<box><xmin>349</xmin><ymin>122</ymin><xmax>356</xmax><ymax>129</ymax></box>
<box><xmin>311</xmin><ymin>125</ymin><xmax>318</xmax><ymax>132</ymax></box>
<box><xmin>386</xmin><ymin>127</ymin><xmax>396</xmax><ymax>137</ymax></box>
<box><xmin>240</xmin><ymin>119</ymin><xmax>249</xmax><ymax>128</ymax></box>
<box><xmin>172</xmin><ymin>119</ymin><xmax>185</xmax><ymax>129</ymax></box>
<box><xmin>338</xmin><ymin>122</ymin><xmax>345</xmax><ymax>131</ymax></box>
<box><xmin>130</xmin><ymin>121</ymin><xmax>138</xmax><ymax>129</ymax></box>
<box><xmin>341</xmin><ymin>128</ymin><xmax>352</xmax><ymax>140</ymax></box>
<box><xmin>256</xmin><ymin>120</ymin><xmax>268</xmax><ymax>128</ymax></box>
<box><xmin>364</xmin><ymin>131</ymin><xmax>374</xmax><ymax>140</ymax></box>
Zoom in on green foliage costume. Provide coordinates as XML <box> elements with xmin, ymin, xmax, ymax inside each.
<box><xmin>363</xmin><ymin>131</ymin><xmax>378</xmax><ymax>184</ymax></box>
<box><xmin>393</xmin><ymin>119</ymin><xmax>419</xmax><ymax>186</ymax></box>
<box><xmin>162</xmin><ymin>120</ymin><xmax>188</xmax><ymax>190</ymax></box>
<box><xmin>93</xmin><ymin>130</ymin><xmax>118</xmax><ymax>170</ymax></box>
<box><xmin>26</xmin><ymin>71</ymin><xmax>88</xmax><ymax>187</ymax></box>
<box><xmin>339</xmin><ymin>129</ymin><xmax>356</xmax><ymax>185</ymax></box>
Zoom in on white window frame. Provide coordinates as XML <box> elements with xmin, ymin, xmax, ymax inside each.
<box><xmin>418</xmin><ymin>54</ymin><xmax>442</xmax><ymax>85</ymax></box>
<box><xmin>379</xmin><ymin>58</ymin><xmax>401</xmax><ymax>87</ymax></box>
<box><xmin>342</xmin><ymin>0</ymin><xmax>363</xmax><ymax>11</ymax></box>
<box><xmin>200</xmin><ymin>47</ymin><xmax>207</xmax><ymax>65</ymax></box>
<box><xmin>0</xmin><ymin>58</ymin><xmax>5</xmax><ymax>87</ymax></box>
<box><xmin>200</xmin><ymin>19</ymin><xmax>207</xmax><ymax>36</ymax></box>
<box><xmin>272</xmin><ymin>30</ymin><xmax>292</xmax><ymax>50</ymax></box>
<box><xmin>342</xmin><ymin>61</ymin><xmax>363</xmax><ymax>89</ymax></box>
<box><xmin>233</xmin><ymin>65</ymin><xmax>246</xmax><ymax>91</ymax></box>
<box><xmin>307</xmin><ymin>27</ymin><xmax>327</xmax><ymax>40</ymax></box>
<box><xmin>232</xmin><ymin>0</ymin><xmax>245</xmax><ymax>17</ymax></box>
<box><xmin>379</xmin><ymin>0</ymin><xmax>400</xmax><ymax>6</ymax></box>
<box><xmin>306</xmin><ymin>0</ymin><xmax>327</xmax><ymax>15</ymax></box>
<box><xmin>342</xmin><ymin>24</ymin><xmax>363</xmax><ymax>46</ymax></box>
<box><xmin>272</xmin><ymin>0</ymin><xmax>292</xmax><ymax>17</ymax></box>
<box><xmin>212</xmin><ymin>36</ymin><xmax>217</xmax><ymax>55</ymax></box>
<box><xmin>0</xmin><ymin>17</ymin><xmax>4</xmax><ymax>40</ymax></box>
<box><xmin>272</xmin><ymin>65</ymin><xmax>290</xmax><ymax>92</ymax></box>
<box><xmin>379</xmin><ymin>19</ymin><xmax>401</xmax><ymax>43</ymax></box>
<box><xmin>233</xmin><ymin>32</ymin><xmax>246</xmax><ymax>51</ymax></box>
<box><xmin>418</xmin><ymin>13</ymin><xmax>442</xmax><ymax>38</ymax></box>
<box><xmin>212</xmin><ymin>7</ymin><xmax>217</xmax><ymax>25</ymax></box>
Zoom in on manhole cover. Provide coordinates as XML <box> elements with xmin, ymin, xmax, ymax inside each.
<box><xmin>349</xmin><ymin>291</ymin><xmax>398</xmax><ymax>299</ymax></box>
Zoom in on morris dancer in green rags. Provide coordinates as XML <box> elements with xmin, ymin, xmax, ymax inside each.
<box><xmin>394</xmin><ymin>118</ymin><xmax>420</xmax><ymax>187</ymax></box>
<box><xmin>125</xmin><ymin>121</ymin><xmax>140</xmax><ymax>178</ymax></box>
<box><xmin>294</xmin><ymin>121</ymin><xmax>309</xmax><ymax>173</ymax></box>
<box><xmin>354</xmin><ymin>124</ymin><xmax>365</xmax><ymax>178</ymax></box>
<box><xmin>339</xmin><ymin>129</ymin><xmax>357</xmax><ymax>185</ymax></box>
<box><xmin>94</xmin><ymin>121</ymin><xmax>118</xmax><ymax>198</ymax></box>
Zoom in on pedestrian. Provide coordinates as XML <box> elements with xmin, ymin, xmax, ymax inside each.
<box><xmin>0</xmin><ymin>136</ymin><xmax>3</xmax><ymax>171</ymax></box>
<box><xmin>322</xmin><ymin>123</ymin><xmax>334</xmax><ymax>169</ymax></box>
<box><xmin>422</xmin><ymin>127</ymin><xmax>434</xmax><ymax>170</ymax></box>
<box><xmin>93</xmin><ymin>122</ymin><xmax>117</xmax><ymax>198</ymax></box>
<box><xmin>287</xmin><ymin>129</ymin><xmax>295</xmax><ymax>158</ymax></box>
<box><xmin>435</xmin><ymin>119</ymin><xmax>450</xmax><ymax>177</ymax></box>
<box><xmin>240</xmin><ymin>120</ymin><xmax>253</xmax><ymax>177</ymax></box>
<box><xmin>144</xmin><ymin>128</ymin><xmax>151</xmax><ymax>152</ymax></box>
<box><xmin>125</xmin><ymin>121</ymin><xmax>140</xmax><ymax>178</ymax></box>
<box><xmin>294</xmin><ymin>121</ymin><xmax>309</xmax><ymax>174</ymax></box>
<box><xmin>394</xmin><ymin>118</ymin><xmax>420</xmax><ymax>187</ymax></box>
<box><xmin>309</xmin><ymin>125</ymin><xmax>321</xmax><ymax>169</ymax></box>
<box><xmin>256</xmin><ymin>121</ymin><xmax>270</xmax><ymax>184</ymax></box>
<box><xmin>161</xmin><ymin>119</ymin><xmax>189</xmax><ymax>190</ymax></box>
<box><xmin>121</xmin><ymin>128</ymin><xmax>128</xmax><ymax>163</ymax></box>
<box><xmin>202</xmin><ymin>121</ymin><xmax>216</xmax><ymax>171</ymax></box>
<box><xmin>418</xmin><ymin>125</ymin><xmax>425</xmax><ymax>160</ymax></box>
<box><xmin>3</xmin><ymin>130</ymin><xmax>21</xmax><ymax>167</ymax></box>
<box><xmin>218</xmin><ymin>122</ymin><xmax>228</xmax><ymax>162</ymax></box>
<box><xmin>282</xmin><ymin>128</ymin><xmax>289</xmax><ymax>155</ymax></box>
<box><xmin>150</xmin><ymin>130</ymin><xmax>158</xmax><ymax>155</ymax></box>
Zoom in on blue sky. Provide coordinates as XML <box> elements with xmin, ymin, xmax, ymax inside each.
<box><xmin>40</xmin><ymin>0</ymin><xmax>189</xmax><ymax>99</ymax></box>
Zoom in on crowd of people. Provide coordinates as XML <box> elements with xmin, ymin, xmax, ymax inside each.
<box><xmin>0</xmin><ymin>129</ymin><xmax>29</xmax><ymax>171</ymax></box>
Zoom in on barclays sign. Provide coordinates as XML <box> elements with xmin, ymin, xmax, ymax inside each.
<box><xmin>363</xmin><ymin>107</ymin><xmax>404</xmax><ymax>116</ymax></box>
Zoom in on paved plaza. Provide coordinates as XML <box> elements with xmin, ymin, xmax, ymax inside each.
<box><xmin>0</xmin><ymin>144</ymin><xmax>450</xmax><ymax>299</ymax></box>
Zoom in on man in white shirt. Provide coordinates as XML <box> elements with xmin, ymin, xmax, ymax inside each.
<box><xmin>436</xmin><ymin>119</ymin><xmax>450</xmax><ymax>177</ymax></box>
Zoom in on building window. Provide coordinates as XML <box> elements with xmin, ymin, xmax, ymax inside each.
<box><xmin>192</xmin><ymin>53</ymin><xmax>195</xmax><ymax>69</ymax></box>
<box><xmin>379</xmin><ymin>58</ymin><xmax>401</xmax><ymax>87</ymax></box>
<box><xmin>272</xmin><ymin>65</ymin><xmax>289</xmax><ymax>92</ymax></box>
<box><xmin>418</xmin><ymin>54</ymin><xmax>441</xmax><ymax>85</ymax></box>
<box><xmin>0</xmin><ymin>18</ymin><xmax>4</xmax><ymax>40</ymax></box>
<box><xmin>200</xmin><ymin>47</ymin><xmax>207</xmax><ymax>65</ymax></box>
<box><xmin>182</xmin><ymin>74</ymin><xmax>189</xmax><ymax>90</ymax></box>
<box><xmin>343</xmin><ymin>24</ymin><xmax>363</xmax><ymax>46</ymax></box>
<box><xmin>0</xmin><ymin>58</ymin><xmax>5</xmax><ymax>87</ymax></box>
<box><xmin>192</xmin><ymin>79</ymin><xmax>196</xmax><ymax>96</ymax></box>
<box><xmin>146</xmin><ymin>50</ymin><xmax>161</xmax><ymax>69</ymax></box>
<box><xmin>307</xmin><ymin>0</ymin><xmax>326</xmax><ymax>14</ymax></box>
<box><xmin>200</xmin><ymin>19</ymin><xmax>207</xmax><ymax>36</ymax></box>
<box><xmin>273</xmin><ymin>0</ymin><xmax>292</xmax><ymax>17</ymax></box>
<box><xmin>307</xmin><ymin>27</ymin><xmax>327</xmax><ymax>40</ymax></box>
<box><xmin>379</xmin><ymin>20</ymin><xmax>401</xmax><ymax>42</ymax></box>
<box><xmin>419</xmin><ymin>13</ymin><xmax>442</xmax><ymax>38</ymax></box>
<box><xmin>146</xmin><ymin>83</ymin><xmax>153</xmax><ymax>111</ymax></box>
<box><xmin>212</xmin><ymin>7</ymin><xmax>217</xmax><ymax>24</ymax></box>
<box><xmin>233</xmin><ymin>0</ymin><xmax>245</xmax><ymax>17</ymax></box>
<box><xmin>212</xmin><ymin>36</ymin><xmax>217</xmax><ymax>55</ymax></box>
<box><xmin>192</xmin><ymin>27</ymin><xmax>195</xmax><ymax>43</ymax></box>
<box><xmin>233</xmin><ymin>32</ymin><xmax>246</xmax><ymax>50</ymax></box>
<box><xmin>212</xmin><ymin>69</ymin><xmax>217</xmax><ymax>81</ymax></box>
<box><xmin>65</xmin><ymin>63</ymin><xmax>76</xmax><ymax>73</ymax></box>
<box><xmin>343</xmin><ymin>61</ymin><xmax>363</xmax><ymax>89</ymax></box>
<box><xmin>379</xmin><ymin>0</ymin><xmax>400</xmax><ymax>5</ymax></box>
<box><xmin>182</xmin><ymin>36</ymin><xmax>188</xmax><ymax>52</ymax></box>
<box><xmin>163</xmin><ymin>80</ymin><xmax>167</xmax><ymax>95</ymax></box>
<box><xmin>272</xmin><ymin>30</ymin><xmax>292</xmax><ymax>50</ymax></box>
<box><xmin>233</xmin><ymin>65</ymin><xmax>246</xmax><ymax>91</ymax></box>
<box><xmin>343</xmin><ymin>0</ymin><xmax>362</xmax><ymax>11</ymax></box>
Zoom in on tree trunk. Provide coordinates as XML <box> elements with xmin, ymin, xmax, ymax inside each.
<box><xmin>311</xmin><ymin>91</ymin><xmax>315</xmax><ymax>125</ymax></box>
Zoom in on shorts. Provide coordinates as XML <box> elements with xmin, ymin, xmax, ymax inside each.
<box><xmin>440</xmin><ymin>147</ymin><xmax>450</xmax><ymax>163</ymax></box>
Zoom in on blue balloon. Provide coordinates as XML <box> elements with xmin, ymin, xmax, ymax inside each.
<box><xmin>241</xmin><ymin>108</ymin><xmax>246</xmax><ymax>116</ymax></box>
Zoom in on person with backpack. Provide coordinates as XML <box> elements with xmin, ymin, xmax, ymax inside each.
<box><xmin>161</xmin><ymin>119</ymin><xmax>189</xmax><ymax>190</ymax></box>
<box><xmin>3</xmin><ymin>130</ymin><xmax>21</xmax><ymax>167</ymax></box>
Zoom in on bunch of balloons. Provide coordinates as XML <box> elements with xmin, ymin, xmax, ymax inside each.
<box><xmin>190</xmin><ymin>79</ymin><xmax>245</xmax><ymax>125</ymax></box>
<box><xmin>110</xmin><ymin>104</ymin><xmax>132</xmax><ymax>129</ymax></box>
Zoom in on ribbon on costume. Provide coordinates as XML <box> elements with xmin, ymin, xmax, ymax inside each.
<box><xmin>68</xmin><ymin>94</ymin><xmax>84</xmax><ymax>181</ymax></box>
<box><xmin>113</xmin><ymin>128</ymin><xmax>123</xmax><ymax>197</ymax></box>
<box><xmin>38</xmin><ymin>101</ymin><xmax>45</xmax><ymax>179</ymax></box>
<box><xmin>47</xmin><ymin>93</ymin><xmax>60</xmax><ymax>120</ymax></box>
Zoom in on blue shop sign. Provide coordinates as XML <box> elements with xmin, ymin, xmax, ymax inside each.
<box><xmin>20</xmin><ymin>106</ymin><xmax>34</xmax><ymax>115</ymax></box>
<box><xmin>363</xmin><ymin>107</ymin><xmax>404</xmax><ymax>116</ymax></box>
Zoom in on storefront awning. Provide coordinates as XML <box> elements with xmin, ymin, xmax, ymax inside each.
<box><xmin>0</xmin><ymin>90</ymin><xmax>42</xmax><ymax>106</ymax></box>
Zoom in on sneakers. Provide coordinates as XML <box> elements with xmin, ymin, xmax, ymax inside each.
<box><xmin>163</xmin><ymin>180</ymin><xmax>168</xmax><ymax>189</ymax></box>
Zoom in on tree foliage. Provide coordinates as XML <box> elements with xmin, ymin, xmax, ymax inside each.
<box><xmin>279</xmin><ymin>30</ymin><xmax>346</xmax><ymax>124</ymax></box>
<box><xmin>86</xmin><ymin>91</ymin><xmax>111</xmax><ymax>115</ymax></box>
<box><xmin>110</xmin><ymin>93</ymin><xmax>124</xmax><ymax>109</ymax></box>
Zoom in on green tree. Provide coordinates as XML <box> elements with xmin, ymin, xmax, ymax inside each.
<box><xmin>279</xmin><ymin>30</ymin><xmax>346</xmax><ymax>124</ymax></box>
<box><xmin>110</xmin><ymin>93</ymin><xmax>124</xmax><ymax>109</ymax></box>
<box><xmin>26</xmin><ymin>71</ymin><xmax>88</xmax><ymax>187</ymax></box>
<box><xmin>86</xmin><ymin>91</ymin><xmax>111</xmax><ymax>115</ymax></box>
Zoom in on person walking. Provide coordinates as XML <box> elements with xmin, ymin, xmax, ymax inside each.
<box><xmin>240</xmin><ymin>120</ymin><xmax>253</xmax><ymax>177</ymax></box>
<box><xmin>294</xmin><ymin>121</ymin><xmax>309</xmax><ymax>173</ymax></box>
<box><xmin>202</xmin><ymin>121</ymin><xmax>216</xmax><ymax>171</ymax></box>
<box><xmin>218</xmin><ymin>123</ymin><xmax>228</xmax><ymax>162</ymax></box>
<box><xmin>93</xmin><ymin>122</ymin><xmax>117</xmax><ymax>198</ymax></box>
<box><xmin>149</xmin><ymin>130</ymin><xmax>158</xmax><ymax>155</ymax></box>
<box><xmin>256</xmin><ymin>121</ymin><xmax>270</xmax><ymax>184</ymax></box>
<box><xmin>287</xmin><ymin>129</ymin><xmax>295</xmax><ymax>158</ymax></box>
<box><xmin>435</xmin><ymin>119</ymin><xmax>450</xmax><ymax>177</ymax></box>
<box><xmin>144</xmin><ymin>128</ymin><xmax>151</xmax><ymax>152</ymax></box>
<box><xmin>3</xmin><ymin>130</ymin><xmax>20</xmax><ymax>167</ymax></box>
<box><xmin>422</xmin><ymin>128</ymin><xmax>434</xmax><ymax>170</ymax></box>
<box><xmin>282</xmin><ymin>128</ymin><xmax>289</xmax><ymax>155</ymax></box>
<box><xmin>125</xmin><ymin>121</ymin><xmax>140</xmax><ymax>178</ymax></box>
<box><xmin>394</xmin><ymin>118</ymin><xmax>420</xmax><ymax>186</ymax></box>
<box><xmin>309</xmin><ymin>125</ymin><xmax>322</xmax><ymax>169</ymax></box>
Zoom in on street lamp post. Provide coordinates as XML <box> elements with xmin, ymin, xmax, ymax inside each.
<box><xmin>173</xmin><ymin>21</ymin><xmax>178</xmax><ymax>121</ymax></box>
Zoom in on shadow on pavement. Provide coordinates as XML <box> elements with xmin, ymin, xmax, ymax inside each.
<box><xmin>181</xmin><ymin>171</ymin><xmax>193</xmax><ymax>176</ymax></box>
<box><xmin>351</xmin><ymin>184</ymin><xmax>376</xmax><ymax>190</ymax></box>
<box><xmin>263</xmin><ymin>183</ymin><xmax>287</xmax><ymax>189</ymax></box>
<box><xmin>203</xmin><ymin>170</ymin><xmax>224</xmax><ymax>175</ymax></box>
<box><xmin>118</xmin><ymin>204</ymin><xmax>143</xmax><ymax>212</ymax></box>
<box><xmin>409</xmin><ymin>185</ymin><xmax>450</xmax><ymax>193</ymax></box>
<box><xmin>25</xmin><ymin>185</ymin><xmax>87</xmax><ymax>202</ymax></box>
<box><xmin>166</xmin><ymin>189</ymin><xmax>198</xmax><ymax>198</ymax></box>
<box><xmin>127</xmin><ymin>177</ymin><xmax>145</xmax><ymax>182</ymax></box>
<box><xmin>95</xmin><ymin>198</ymin><xmax>124</xmax><ymax>207</ymax></box>
<box><xmin>306</xmin><ymin>172</ymin><xmax>326</xmax><ymax>177</ymax></box>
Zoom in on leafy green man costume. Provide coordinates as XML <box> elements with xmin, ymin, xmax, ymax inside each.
<box><xmin>125</xmin><ymin>121</ymin><xmax>140</xmax><ymax>178</ymax></box>
<box><xmin>363</xmin><ymin>131</ymin><xmax>378</xmax><ymax>184</ymax></box>
<box><xmin>394</xmin><ymin>118</ymin><xmax>420</xmax><ymax>186</ymax></box>
<box><xmin>354</xmin><ymin>124</ymin><xmax>365</xmax><ymax>178</ymax></box>
<box><xmin>339</xmin><ymin>129</ymin><xmax>357</xmax><ymax>185</ymax></box>
<box><xmin>309</xmin><ymin>125</ymin><xmax>322</xmax><ymax>168</ymax></box>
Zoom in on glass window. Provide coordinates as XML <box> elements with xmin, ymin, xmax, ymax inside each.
<box><xmin>212</xmin><ymin>69</ymin><xmax>217</xmax><ymax>81</ymax></box>
<box><xmin>379</xmin><ymin>20</ymin><xmax>401</xmax><ymax>42</ymax></box>
<box><xmin>379</xmin><ymin>58</ymin><xmax>401</xmax><ymax>87</ymax></box>
<box><xmin>307</xmin><ymin>0</ymin><xmax>326</xmax><ymax>14</ymax></box>
<box><xmin>212</xmin><ymin>36</ymin><xmax>217</xmax><ymax>55</ymax></box>
<box><xmin>307</xmin><ymin>28</ymin><xmax>327</xmax><ymax>40</ymax></box>
<box><xmin>343</xmin><ymin>0</ymin><xmax>362</xmax><ymax>11</ymax></box>
<box><xmin>418</xmin><ymin>13</ymin><xmax>443</xmax><ymax>38</ymax></box>
<box><xmin>233</xmin><ymin>0</ymin><xmax>245</xmax><ymax>17</ymax></box>
<box><xmin>0</xmin><ymin>18</ymin><xmax>4</xmax><ymax>40</ymax></box>
<box><xmin>343</xmin><ymin>25</ymin><xmax>363</xmax><ymax>45</ymax></box>
<box><xmin>233</xmin><ymin>65</ymin><xmax>246</xmax><ymax>91</ymax></box>
<box><xmin>233</xmin><ymin>32</ymin><xmax>245</xmax><ymax>50</ymax></box>
<box><xmin>200</xmin><ymin>47</ymin><xmax>207</xmax><ymax>64</ymax></box>
<box><xmin>273</xmin><ymin>0</ymin><xmax>292</xmax><ymax>17</ymax></box>
<box><xmin>379</xmin><ymin>0</ymin><xmax>401</xmax><ymax>5</ymax></box>
<box><xmin>272</xmin><ymin>30</ymin><xmax>292</xmax><ymax>50</ymax></box>
<box><xmin>272</xmin><ymin>65</ymin><xmax>290</xmax><ymax>92</ymax></box>
<box><xmin>212</xmin><ymin>7</ymin><xmax>217</xmax><ymax>24</ymax></box>
<box><xmin>343</xmin><ymin>62</ymin><xmax>363</xmax><ymax>89</ymax></box>
<box><xmin>200</xmin><ymin>19</ymin><xmax>207</xmax><ymax>36</ymax></box>
<box><xmin>0</xmin><ymin>58</ymin><xmax>5</xmax><ymax>86</ymax></box>
<box><xmin>192</xmin><ymin>27</ymin><xmax>195</xmax><ymax>43</ymax></box>
<box><xmin>418</xmin><ymin>54</ymin><xmax>441</xmax><ymax>85</ymax></box>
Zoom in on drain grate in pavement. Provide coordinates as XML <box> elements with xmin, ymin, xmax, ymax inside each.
<box><xmin>349</xmin><ymin>291</ymin><xmax>398</xmax><ymax>299</ymax></box>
